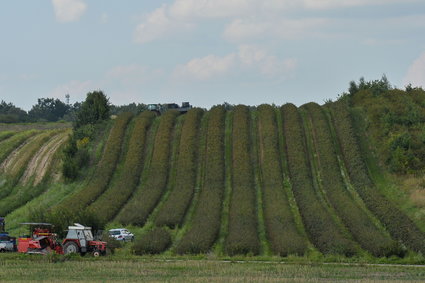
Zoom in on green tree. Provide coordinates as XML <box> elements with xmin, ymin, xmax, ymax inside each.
<box><xmin>62</xmin><ymin>91</ymin><xmax>110</xmax><ymax>181</ymax></box>
<box><xmin>76</xmin><ymin>91</ymin><xmax>110</xmax><ymax>127</ymax></box>
<box><xmin>28</xmin><ymin>98</ymin><xmax>70</xmax><ymax>122</ymax></box>
<box><xmin>0</xmin><ymin>100</ymin><xmax>28</xmax><ymax>123</ymax></box>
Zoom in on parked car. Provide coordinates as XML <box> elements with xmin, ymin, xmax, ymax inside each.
<box><xmin>108</xmin><ymin>228</ymin><xmax>134</xmax><ymax>242</ymax></box>
<box><xmin>0</xmin><ymin>235</ymin><xmax>16</xmax><ymax>252</ymax></box>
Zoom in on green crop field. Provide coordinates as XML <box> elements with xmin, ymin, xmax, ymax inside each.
<box><xmin>1</xmin><ymin>88</ymin><xmax>425</xmax><ymax>277</ymax></box>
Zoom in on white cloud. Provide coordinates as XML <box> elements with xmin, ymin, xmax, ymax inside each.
<box><xmin>52</xmin><ymin>0</ymin><xmax>87</xmax><ymax>23</ymax></box>
<box><xmin>168</xmin><ymin>0</ymin><xmax>256</xmax><ymax>19</ymax></box>
<box><xmin>224</xmin><ymin>18</ymin><xmax>328</xmax><ymax>41</ymax></box>
<box><xmin>134</xmin><ymin>5</ymin><xmax>194</xmax><ymax>43</ymax></box>
<box><xmin>303</xmin><ymin>0</ymin><xmax>419</xmax><ymax>9</ymax></box>
<box><xmin>174</xmin><ymin>45</ymin><xmax>297</xmax><ymax>80</ymax></box>
<box><xmin>174</xmin><ymin>54</ymin><xmax>237</xmax><ymax>80</ymax></box>
<box><xmin>134</xmin><ymin>0</ymin><xmax>421</xmax><ymax>43</ymax></box>
<box><xmin>238</xmin><ymin>45</ymin><xmax>297</xmax><ymax>76</ymax></box>
<box><xmin>403</xmin><ymin>51</ymin><xmax>425</xmax><ymax>87</ymax></box>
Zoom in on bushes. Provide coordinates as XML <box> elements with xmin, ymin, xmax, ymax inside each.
<box><xmin>257</xmin><ymin>104</ymin><xmax>307</xmax><ymax>256</ymax></box>
<box><xmin>304</xmin><ymin>102</ymin><xmax>402</xmax><ymax>257</ymax></box>
<box><xmin>281</xmin><ymin>103</ymin><xmax>357</xmax><ymax>256</ymax></box>
<box><xmin>330</xmin><ymin>101</ymin><xmax>425</xmax><ymax>254</ymax></box>
<box><xmin>155</xmin><ymin>108</ymin><xmax>204</xmax><ymax>228</ymax></box>
<box><xmin>225</xmin><ymin>105</ymin><xmax>260</xmax><ymax>256</ymax></box>
<box><xmin>86</xmin><ymin>111</ymin><xmax>156</xmax><ymax>226</ymax></box>
<box><xmin>133</xmin><ymin>228</ymin><xmax>172</xmax><ymax>255</ymax></box>
<box><xmin>350</xmin><ymin>87</ymin><xmax>425</xmax><ymax>174</ymax></box>
<box><xmin>176</xmin><ymin>106</ymin><xmax>226</xmax><ymax>254</ymax></box>
<box><xmin>116</xmin><ymin>110</ymin><xmax>179</xmax><ymax>226</ymax></box>
<box><xmin>54</xmin><ymin>112</ymin><xmax>133</xmax><ymax>215</ymax></box>
<box><xmin>62</xmin><ymin>124</ymin><xmax>98</xmax><ymax>181</ymax></box>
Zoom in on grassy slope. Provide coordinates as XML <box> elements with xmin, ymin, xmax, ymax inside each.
<box><xmin>257</xmin><ymin>104</ymin><xmax>308</xmax><ymax>256</ymax></box>
<box><xmin>304</xmin><ymin>102</ymin><xmax>400</xmax><ymax>257</ymax></box>
<box><xmin>52</xmin><ymin>113</ymin><xmax>133</xmax><ymax>216</ymax></box>
<box><xmin>1</xmin><ymin>101</ymin><xmax>425</xmax><ymax>259</ymax></box>
<box><xmin>114</xmin><ymin>111</ymin><xmax>179</xmax><ymax>226</ymax></box>
<box><xmin>4</xmin><ymin>121</ymin><xmax>112</xmax><ymax>235</ymax></box>
<box><xmin>225</xmin><ymin>105</ymin><xmax>260</xmax><ymax>255</ymax></box>
<box><xmin>154</xmin><ymin>108</ymin><xmax>204</xmax><ymax>228</ymax></box>
<box><xmin>86</xmin><ymin>111</ymin><xmax>156</xmax><ymax>225</ymax></box>
<box><xmin>175</xmin><ymin>107</ymin><xmax>224</xmax><ymax>254</ymax></box>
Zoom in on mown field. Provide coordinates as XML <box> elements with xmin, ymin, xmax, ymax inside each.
<box><xmin>1</xmin><ymin>254</ymin><xmax>425</xmax><ymax>282</ymax></box>
<box><xmin>1</xmin><ymin>100</ymin><xmax>425</xmax><ymax>262</ymax></box>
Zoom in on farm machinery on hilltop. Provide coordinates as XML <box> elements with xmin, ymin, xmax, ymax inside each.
<box><xmin>17</xmin><ymin>223</ymin><xmax>107</xmax><ymax>256</ymax></box>
<box><xmin>0</xmin><ymin>217</ymin><xmax>16</xmax><ymax>252</ymax></box>
<box><xmin>147</xmin><ymin>102</ymin><xmax>192</xmax><ymax>115</ymax></box>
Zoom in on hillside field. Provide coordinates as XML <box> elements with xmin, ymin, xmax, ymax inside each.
<box><xmin>1</xmin><ymin>95</ymin><xmax>425</xmax><ymax>261</ymax></box>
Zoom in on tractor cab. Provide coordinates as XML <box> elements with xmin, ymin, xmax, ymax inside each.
<box><xmin>62</xmin><ymin>223</ymin><xmax>106</xmax><ymax>256</ymax></box>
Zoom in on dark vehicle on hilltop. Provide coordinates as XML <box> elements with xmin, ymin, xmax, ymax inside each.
<box><xmin>147</xmin><ymin>102</ymin><xmax>192</xmax><ymax>115</ymax></box>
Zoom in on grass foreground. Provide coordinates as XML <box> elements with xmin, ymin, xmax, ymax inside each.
<box><xmin>1</xmin><ymin>254</ymin><xmax>425</xmax><ymax>282</ymax></box>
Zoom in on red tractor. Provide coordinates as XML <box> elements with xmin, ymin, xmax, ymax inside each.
<box><xmin>62</xmin><ymin>223</ymin><xmax>107</xmax><ymax>257</ymax></box>
<box><xmin>18</xmin><ymin>223</ymin><xmax>107</xmax><ymax>257</ymax></box>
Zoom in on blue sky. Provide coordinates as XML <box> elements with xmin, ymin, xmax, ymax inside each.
<box><xmin>1</xmin><ymin>0</ymin><xmax>425</xmax><ymax>110</ymax></box>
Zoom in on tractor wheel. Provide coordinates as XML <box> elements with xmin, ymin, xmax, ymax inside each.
<box><xmin>63</xmin><ymin>242</ymin><xmax>80</xmax><ymax>255</ymax></box>
<box><xmin>92</xmin><ymin>250</ymin><xmax>101</xmax><ymax>257</ymax></box>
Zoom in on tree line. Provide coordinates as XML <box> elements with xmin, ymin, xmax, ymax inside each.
<box><xmin>0</xmin><ymin>93</ymin><xmax>147</xmax><ymax>124</ymax></box>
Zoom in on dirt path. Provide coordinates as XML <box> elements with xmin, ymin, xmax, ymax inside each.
<box><xmin>20</xmin><ymin>131</ymin><xmax>69</xmax><ymax>186</ymax></box>
<box><xmin>0</xmin><ymin>134</ymin><xmax>39</xmax><ymax>173</ymax></box>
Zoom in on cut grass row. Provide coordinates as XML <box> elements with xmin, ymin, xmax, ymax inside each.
<box><xmin>282</xmin><ymin>103</ymin><xmax>357</xmax><ymax>256</ymax></box>
<box><xmin>21</xmin><ymin>131</ymin><xmax>70</xmax><ymax>186</ymax></box>
<box><xmin>116</xmin><ymin>110</ymin><xmax>179</xmax><ymax>226</ymax></box>
<box><xmin>0</xmin><ymin>130</ymin><xmax>64</xmax><ymax>215</ymax></box>
<box><xmin>225</xmin><ymin>105</ymin><xmax>260</xmax><ymax>256</ymax></box>
<box><xmin>257</xmin><ymin>104</ymin><xmax>307</xmax><ymax>256</ymax></box>
<box><xmin>176</xmin><ymin>106</ymin><xmax>226</xmax><ymax>254</ymax></box>
<box><xmin>0</xmin><ymin>131</ymin><xmax>14</xmax><ymax>143</ymax></box>
<box><xmin>1</xmin><ymin>130</ymin><xmax>61</xmax><ymax>184</ymax></box>
<box><xmin>87</xmin><ymin>111</ymin><xmax>156</xmax><ymax>226</ymax></box>
<box><xmin>155</xmin><ymin>108</ymin><xmax>204</xmax><ymax>228</ymax></box>
<box><xmin>2</xmin><ymin>256</ymin><xmax>425</xmax><ymax>282</ymax></box>
<box><xmin>0</xmin><ymin>130</ymin><xmax>38</xmax><ymax>165</ymax></box>
<box><xmin>329</xmin><ymin>101</ymin><xmax>425</xmax><ymax>255</ymax></box>
<box><xmin>53</xmin><ymin>112</ymin><xmax>133</xmax><ymax>214</ymax></box>
<box><xmin>304</xmin><ymin>102</ymin><xmax>401</xmax><ymax>257</ymax></box>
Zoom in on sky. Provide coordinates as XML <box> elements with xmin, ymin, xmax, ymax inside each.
<box><xmin>1</xmin><ymin>0</ymin><xmax>425</xmax><ymax>111</ymax></box>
